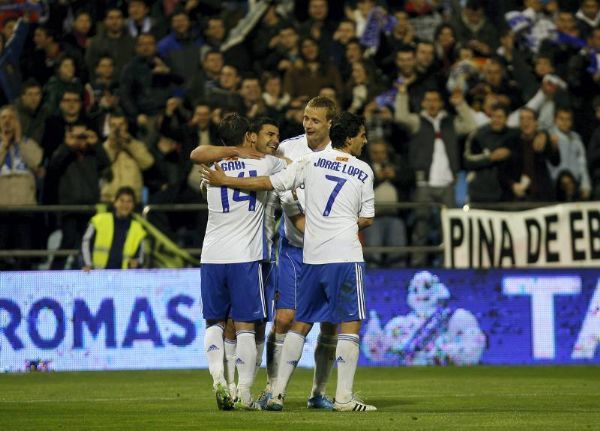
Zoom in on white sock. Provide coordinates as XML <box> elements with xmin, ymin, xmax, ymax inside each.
<box><xmin>204</xmin><ymin>324</ymin><xmax>226</xmax><ymax>387</ymax></box>
<box><xmin>311</xmin><ymin>334</ymin><xmax>337</xmax><ymax>398</ymax></box>
<box><xmin>254</xmin><ymin>337</ymin><xmax>265</xmax><ymax>378</ymax></box>
<box><xmin>272</xmin><ymin>331</ymin><xmax>305</xmax><ymax>398</ymax></box>
<box><xmin>335</xmin><ymin>334</ymin><xmax>360</xmax><ymax>404</ymax></box>
<box><xmin>224</xmin><ymin>338</ymin><xmax>237</xmax><ymax>387</ymax></box>
<box><xmin>235</xmin><ymin>331</ymin><xmax>257</xmax><ymax>403</ymax></box>
<box><xmin>266</xmin><ymin>332</ymin><xmax>286</xmax><ymax>392</ymax></box>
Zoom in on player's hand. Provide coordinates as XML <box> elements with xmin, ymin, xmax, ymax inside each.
<box><xmin>234</xmin><ymin>147</ymin><xmax>265</xmax><ymax>160</ymax></box>
<box><xmin>200</xmin><ymin>163</ymin><xmax>227</xmax><ymax>186</ymax></box>
<box><xmin>82</xmin><ymin>266</ymin><xmax>92</xmax><ymax>273</ymax></box>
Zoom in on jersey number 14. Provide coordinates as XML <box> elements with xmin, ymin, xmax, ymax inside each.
<box><xmin>221</xmin><ymin>170</ymin><xmax>257</xmax><ymax>212</ymax></box>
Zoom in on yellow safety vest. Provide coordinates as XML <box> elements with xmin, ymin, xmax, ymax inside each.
<box><xmin>90</xmin><ymin>213</ymin><xmax>147</xmax><ymax>269</ymax></box>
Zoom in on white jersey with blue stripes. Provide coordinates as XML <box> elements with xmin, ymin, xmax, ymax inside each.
<box><xmin>276</xmin><ymin>134</ymin><xmax>331</xmax><ymax>248</ymax></box>
<box><xmin>270</xmin><ymin>148</ymin><xmax>375</xmax><ymax>264</ymax></box>
<box><xmin>201</xmin><ymin>155</ymin><xmax>287</xmax><ymax>263</ymax></box>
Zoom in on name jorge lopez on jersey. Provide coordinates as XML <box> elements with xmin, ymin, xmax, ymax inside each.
<box><xmin>313</xmin><ymin>157</ymin><xmax>369</xmax><ymax>183</ymax></box>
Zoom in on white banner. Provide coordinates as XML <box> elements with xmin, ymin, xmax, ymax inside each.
<box><xmin>0</xmin><ymin>270</ymin><xmax>319</xmax><ymax>372</ymax></box>
<box><xmin>442</xmin><ymin>202</ymin><xmax>600</xmax><ymax>268</ymax></box>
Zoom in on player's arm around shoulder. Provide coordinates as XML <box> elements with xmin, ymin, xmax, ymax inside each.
<box><xmin>190</xmin><ymin>145</ymin><xmax>264</xmax><ymax>164</ymax></box>
<box><xmin>200</xmin><ymin>163</ymin><xmax>274</xmax><ymax>191</ymax></box>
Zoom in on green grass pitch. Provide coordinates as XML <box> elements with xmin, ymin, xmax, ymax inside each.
<box><xmin>1</xmin><ymin>366</ymin><xmax>599</xmax><ymax>431</ymax></box>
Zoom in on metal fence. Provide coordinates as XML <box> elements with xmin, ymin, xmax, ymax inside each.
<box><xmin>0</xmin><ymin>201</ymin><xmax>555</xmax><ymax>263</ymax></box>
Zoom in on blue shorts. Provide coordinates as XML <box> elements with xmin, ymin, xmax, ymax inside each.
<box><xmin>201</xmin><ymin>262</ymin><xmax>266</xmax><ymax>322</ymax></box>
<box><xmin>276</xmin><ymin>238</ymin><xmax>303</xmax><ymax>310</ymax></box>
<box><xmin>262</xmin><ymin>261</ymin><xmax>277</xmax><ymax>321</ymax></box>
<box><xmin>296</xmin><ymin>262</ymin><xmax>366</xmax><ymax>324</ymax></box>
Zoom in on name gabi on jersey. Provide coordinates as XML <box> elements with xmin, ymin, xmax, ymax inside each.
<box><xmin>219</xmin><ymin>160</ymin><xmax>246</xmax><ymax>171</ymax></box>
<box><xmin>313</xmin><ymin>157</ymin><xmax>368</xmax><ymax>183</ymax></box>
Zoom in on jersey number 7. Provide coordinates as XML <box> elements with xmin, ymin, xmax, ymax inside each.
<box><xmin>323</xmin><ymin>174</ymin><xmax>347</xmax><ymax>216</ymax></box>
<box><xmin>221</xmin><ymin>170</ymin><xmax>257</xmax><ymax>212</ymax></box>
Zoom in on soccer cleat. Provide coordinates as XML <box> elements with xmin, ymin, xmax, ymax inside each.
<box><xmin>307</xmin><ymin>394</ymin><xmax>334</xmax><ymax>410</ymax></box>
<box><xmin>333</xmin><ymin>396</ymin><xmax>377</xmax><ymax>412</ymax></box>
<box><xmin>214</xmin><ymin>383</ymin><xmax>234</xmax><ymax>411</ymax></box>
<box><xmin>233</xmin><ymin>398</ymin><xmax>262</xmax><ymax>411</ymax></box>
<box><xmin>265</xmin><ymin>393</ymin><xmax>284</xmax><ymax>411</ymax></box>
<box><xmin>257</xmin><ymin>391</ymin><xmax>272</xmax><ymax>410</ymax></box>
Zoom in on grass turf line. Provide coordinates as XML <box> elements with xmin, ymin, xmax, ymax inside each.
<box><xmin>1</xmin><ymin>366</ymin><xmax>599</xmax><ymax>431</ymax></box>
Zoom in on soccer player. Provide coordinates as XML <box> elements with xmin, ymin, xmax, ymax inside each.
<box><xmin>264</xmin><ymin>96</ymin><xmax>339</xmax><ymax>410</ymax></box>
<box><xmin>201</xmin><ymin>112</ymin><xmax>377</xmax><ymax>412</ymax></box>
<box><xmin>195</xmin><ymin>113</ymin><xmax>286</xmax><ymax>410</ymax></box>
<box><xmin>191</xmin><ymin>116</ymin><xmax>281</xmax><ymax>400</ymax></box>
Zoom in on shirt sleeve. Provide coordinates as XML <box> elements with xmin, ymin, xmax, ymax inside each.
<box><xmin>359</xmin><ymin>165</ymin><xmax>375</xmax><ymax>218</ymax></box>
<box><xmin>269</xmin><ymin>158</ymin><xmax>306</xmax><ymax>192</ymax></box>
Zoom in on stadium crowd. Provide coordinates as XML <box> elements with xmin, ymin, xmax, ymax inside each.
<box><xmin>0</xmin><ymin>0</ymin><xmax>600</xmax><ymax>269</ymax></box>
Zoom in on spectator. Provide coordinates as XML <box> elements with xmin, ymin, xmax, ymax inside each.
<box><xmin>567</xmin><ymin>27</ymin><xmax>600</xmax><ymax>143</ymax></box>
<box><xmin>42</xmin><ymin>55</ymin><xmax>84</xmax><ymax>114</ymax></box>
<box><xmin>364</xmin><ymin>139</ymin><xmax>414</xmax><ymax>268</ymax></box>
<box><xmin>505</xmin><ymin>0</ymin><xmax>556</xmax><ymax>54</ymax></box>
<box><xmin>47</xmin><ymin>122</ymin><xmax>109</xmax><ymax>269</ymax></box>
<box><xmin>125</xmin><ymin>0</ymin><xmax>165</xmax><ymax>40</ymax></box>
<box><xmin>588</xmin><ymin>98</ymin><xmax>600</xmax><ymax>200</ymax></box>
<box><xmin>41</xmin><ymin>89</ymin><xmax>87</xmax><ymax>174</ymax></box>
<box><xmin>61</xmin><ymin>10</ymin><xmax>92</xmax><ymax>77</ymax></box>
<box><xmin>16</xmin><ymin>80</ymin><xmax>46</xmax><ymax>144</ymax></box>
<box><xmin>284</xmin><ymin>36</ymin><xmax>343</xmax><ymax>101</ymax></box>
<box><xmin>239</xmin><ymin>76</ymin><xmax>265</xmax><ymax>120</ymax></box>
<box><xmin>157</xmin><ymin>9</ymin><xmax>203</xmax><ymax>85</ymax></box>
<box><xmin>344</xmin><ymin>61</ymin><xmax>384</xmax><ymax>114</ymax></box>
<box><xmin>394</xmin><ymin>87</ymin><xmax>477</xmax><ymax>266</ymax></box>
<box><xmin>24</xmin><ymin>26</ymin><xmax>62</xmax><ymax>87</ymax></box>
<box><xmin>555</xmin><ymin>170</ymin><xmax>580</xmax><ymax>202</ymax></box>
<box><xmin>464</xmin><ymin>104</ymin><xmax>518</xmax><ymax>203</ymax></box>
<box><xmin>538</xmin><ymin>10</ymin><xmax>583</xmax><ymax>79</ymax></box>
<box><xmin>185</xmin><ymin>49</ymin><xmax>223</xmax><ymax>106</ymax></box>
<box><xmin>202</xmin><ymin>16</ymin><xmax>250</xmax><ymax>72</ymax></box>
<box><xmin>205</xmin><ymin>64</ymin><xmax>244</xmax><ymax>113</ymax></box>
<box><xmin>299</xmin><ymin>0</ymin><xmax>336</xmax><ymax>53</ymax></box>
<box><xmin>340</xmin><ymin>37</ymin><xmax>367</xmax><ymax>81</ymax></box>
<box><xmin>87</xmin><ymin>56</ymin><xmax>120</xmax><ymax>140</ymax></box>
<box><xmin>547</xmin><ymin>107</ymin><xmax>591</xmax><ymax>200</ymax></box>
<box><xmin>119</xmin><ymin>33</ymin><xmax>184</xmax><ymax>142</ymax></box>
<box><xmin>0</xmin><ymin>16</ymin><xmax>29</xmax><ymax>104</ymax></box>
<box><xmin>347</xmin><ymin>0</ymin><xmax>377</xmax><ymax>38</ymax></box>
<box><xmin>394</xmin><ymin>46</ymin><xmax>436</xmax><ymax>113</ymax></box>
<box><xmin>477</xmin><ymin>58</ymin><xmax>523</xmax><ymax>111</ymax></box>
<box><xmin>264</xmin><ymin>24</ymin><xmax>302</xmax><ymax>74</ymax></box>
<box><xmin>405</xmin><ymin>0</ymin><xmax>443</xmax><ymax>43</ymax></box>
<box><xmin>81</xmin><ymin>186</ymin><xmax>147</xmax><ymax>270</ymax></box>
<box><xmin>375</xmin><ymin>10</ymin><xmax>417</xmax><ymax>76</ymax></box>
<box><xmin>250</xmin><ymin>5</ymin><xmax>288</xmax><ymax>64</ymax></box>
<box><xmin>452</xmin><ymin>0</ymin><xmax>499</xmax><ymax>57</ymax></box>
<box><xmin>575</xmin><ymin>0</ymin><xmax>600</xmax><ymax>39</ymax></box>
<box><xmin>85</xmin><ymin>8</ymin><xmax>135</xmax><ymax>81</ymax></box>
<box><xmin>100</xmin><ymin>112</ymin><xmax>154</xmax><ymax>204</ymax></box>
<box><xmin>261</xmin><ymin>71</ymin><xmax>291</xmax><ymax>123</ymax></box>
<box><xmin>433</xmin><ymin>23</ymin><xmax>458</xmax><ymax>79</ymax></box>
<box><xmin>414</xmin><ymin>41</ymin><xmax>438</xmax><ymax>83</ymax></box>
<box><xmin>0</xmin><ymin>105</ymin><xmax>42</xmax><ymax>268</ymax></box>
<box><xmin>504</xmin><ymin>108</ymin><xmax>560</xmax><ymax>202</ymax></box>
<box><xmin>330</xmin><ymin>19</ymin><xmax>357</xmax><ymax>65</ymax></box>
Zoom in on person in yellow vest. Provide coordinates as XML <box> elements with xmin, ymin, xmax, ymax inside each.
<box><xmin>81</xmin><ymin>186</ymin><xmax>147</xmax><ymax>270</ymax></box>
